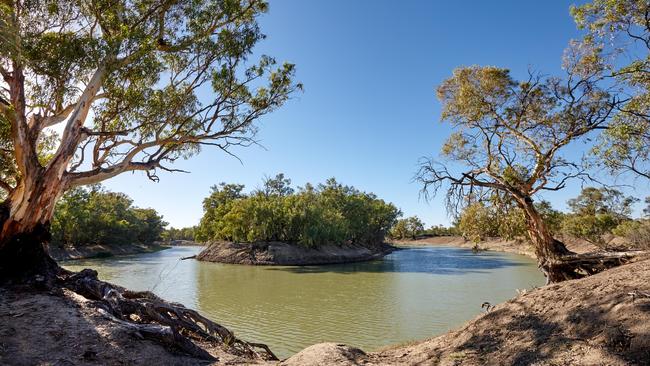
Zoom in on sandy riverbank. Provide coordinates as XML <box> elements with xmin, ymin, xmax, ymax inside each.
<box><xmin>391</xmin><ymin>236</ymin><xmax>599</xmax><ymax>258</ymax></box>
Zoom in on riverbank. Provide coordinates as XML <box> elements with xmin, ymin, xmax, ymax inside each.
<box><xmin>48</xmin><ymin>242</ymin><xmax>170</xmax><ymax>261</ymax></box>
<box><xmin>196</xmin><ymin>241</ymin><xmax>394</xmax><ymax>265</ymax></box>
<box><xmin>284</xmin><ymin>257</ymin><xmax>650</xmax><ymax>366</ymax></box>
<box><xmin>0</xmin><ymin>284</ymin><xmax>268</xmax><ymax>366</ymax></box>
<box><xmin>5</xmin><ymin>255</ymin><xmax>648</xmax><ymax>365</ymax></box>
<box><xmin>391</xmin><ymin>236</ymin><xmax>599</xmax><ymax>258</ymax></box>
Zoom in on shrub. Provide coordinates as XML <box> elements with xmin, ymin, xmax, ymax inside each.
<box><xmin>612</xmin><ymin>220</ymin><xmax>650</xmax><ymax>249</ymax></box>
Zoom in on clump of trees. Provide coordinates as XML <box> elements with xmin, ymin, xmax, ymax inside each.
<box><xmin>456</xmin><ymin>197</ymin><xmax>562</xmax><ymax>243</ymax></box>
<box><xmin>389</xmin><ymin>216</ymin><xmax>425</xmax><ymax>240</ymax></box>
<box><xmin>453</xmin><ymin>187</ymin><xmax>650</xmax><ymax>250</ymax></box>
<box><xmin>423</xmin><ymin>224</ymin><xmax>459</xmax><ymax>237</ymax></box>
<box><xmin>50</xmin><ymin>185</ymin><xmax>166</xmax><ymax>247</ymax></box>
<box><xmin>561</xmin><ymin>187</ymin><xmax>637</xmax><ymax>246</ymax></box>
<box><xmin>196</xmin><ymin>174</ymin><xmax>400</xmax><ymax>247</ymax></box>
<box><xmin>162</xmin><ymin>226</ymin><xmax>197</xmax><ymax>242</ymax></box>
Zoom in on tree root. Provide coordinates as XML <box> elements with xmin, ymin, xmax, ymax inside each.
<box><xmin>64</xmin><ymin>269</ymin><xmax>278</xmax><ymax>361</ymax></box>
<box><xmin>542</xmin><ymin>250</ymin><xmax>647</xmax><ymax>284</ymax></box>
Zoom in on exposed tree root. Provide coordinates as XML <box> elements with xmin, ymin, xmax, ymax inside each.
<box><xmin>64</xmin><ymin>268</ymin><xmax>278</xmax><ymax>361</ymax></box>
<box><xmin>541</xmin><ymin>250</ymin><xmax>647</xmax><ymax>284</ymax></box>
<box><xmin>0</xmin><ymin>229</ymin><xmax>278</xmax><ymax>362</ymax></box>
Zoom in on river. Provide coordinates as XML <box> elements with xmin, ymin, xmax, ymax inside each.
<box><xmin>63</xmin><ymin>245</ymin><xmax>545</xmax><ymax>358</ymax></box>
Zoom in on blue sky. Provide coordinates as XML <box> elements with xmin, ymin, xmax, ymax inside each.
<box><xmin>104</xmin><ymin>0</ymin><xmax>650</xmax><ymax>228</ymax></box>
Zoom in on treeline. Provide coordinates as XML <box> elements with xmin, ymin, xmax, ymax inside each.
<box><xmin>389</xmin><ymin>187</ymin><xmax>650</xmax><ymax>250</ymax></box>
<box><xmin>388</xmin><ymin>217</ymin><xmax>458</xmax><ymax>240</ymax></box>
<box><xmin>456</xmin><ymin>187</ymin><xmax>650</xmax><ymax>249</ymax></box>
<box><xmin>196</xmin><ymin>174</ymin><xmax>400</xmax><ymax>247</ymax></box>
<box><xmin>51</xmin><ymin>186</ymin><xmax>167</xmax><ymax>247</ymax></box>
<box><xmin>162</xmin><ymin>226</ymin><xmax>197</xmax><ymax>242</ymax></box>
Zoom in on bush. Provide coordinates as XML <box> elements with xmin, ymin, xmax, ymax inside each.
<box><xmin>561</xmin><ymin>213</ymin><xmax>618</xmax><ymax>246</ymax></box>
<box><xmin>196</xmin><ymin>175</ymin><xmax>400</xmax><ymax>247</ymax></box>
<box><xmin>612</xmin><ymin>220</ymin><xmax>650</xmax><ymax>249</ymax></box>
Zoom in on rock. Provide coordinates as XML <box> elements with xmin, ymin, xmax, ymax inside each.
<box><xmin>281</xmin><ymin>343</ymin><xmax>367</xmax><ymax>366</ymax></box>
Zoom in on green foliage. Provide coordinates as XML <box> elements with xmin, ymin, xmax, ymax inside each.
<box><xmin>423</xmin><ymin>224</ymin><xmax>459</xmax><ymax>237</ymax></box>
<box><xmin>50</xmin><ymin>185</ymin><xmax>167</xmax><ymax>247</ymax></box>
<box><xmin>457</xmin><ymin>203</ymin><xmax>499</xmax><ymax>243</ymax></box>
<box><xmin>612</xmin><ymin>220</ymin><xmax>650</xmax><ymax>249</ymax></box>
<box><xmin>389</xmin><ymin>216</ymin><xmax>425</xmax><ymax>240</ymax></box>
<box><xmin>196</xmin><ymin>175</ymin><xmax>400</xmax><ymax>247</ymax></box>
<box><xmin>561</xmin><ymin>214</ymin><xmax>618</xmax><ymax>245</ymax></box>
<box><xmin>456</xmin><ymin>199</ymin><xmax>563</xmax><ymax>243</ymax></box>
<box><xmin>162</xmin><ymin>226</ymin><xmax>197</xmax><ymax>242</ymax></box>
<box><xmin>561</xmin><ymin>187</ymin><xmax>637</xmax><ymax>245</ymax></box>
<box><xmin>534</xmin><ymin>200</ymin><xmax>565</xmax><ymax>234</ymax></box>
<box><xmin>571</xmin><ymin>1</ymin><xmax>650</xmax><ymax>179</ymax></box>
<box><xmin>0</xmin><ymin>0</ymin><xmax>300</xmax><ymax>202</ymax></box>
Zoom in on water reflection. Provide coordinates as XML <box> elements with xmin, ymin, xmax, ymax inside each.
<box><xmin>64</xmin><ymin>245</ymin><xmax>545</xmax><ymax>359</ymax></box>
<box><xmin>271</xmin><ymin>247</ymin><xmax>526</xmax><ymax>275</ymax></box>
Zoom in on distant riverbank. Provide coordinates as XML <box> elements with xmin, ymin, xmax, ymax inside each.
<box><xmin>391</xmin><ymin>236</ymin><xmax>598</xmax><ymax>257</ymax></box>
<box><xmin>196</xmin><ymin>241</ymin><xmax>395</xmax><ymax>265</ymax></box>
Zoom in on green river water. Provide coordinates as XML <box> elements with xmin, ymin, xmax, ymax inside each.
<box><xmin>64</xmin><ymin>245</ymin><xmax>544</xmax><ymax>358</ymax></box>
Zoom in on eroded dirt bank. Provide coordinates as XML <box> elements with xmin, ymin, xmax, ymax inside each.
<box><xmin>196</xmin><ymin>241</ymin><xmax>394</xmax><ymax>265</ymax></box>
<box><xmin>0</xmin><ymin>285</ymin><xmax>269</xmax><ymax>366</ymax></box>
<box><xmin>48</xmin><ymin>242</ymin><xmax>170</xmax><ymax>261</ymax></box>
<box><xmin>4</xmin><ymin>245</ymin><xmax>648</xmax><ymax>365</ymax></box>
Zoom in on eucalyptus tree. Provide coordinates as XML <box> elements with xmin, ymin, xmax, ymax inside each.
<box><xmin>0</xmin><ymin>0</ymin><xmax>299</xmax><ymax>277</ymax></box>
<box><xmin>571</xmin><ymin>0</ymin><xmax>650</xmax><ymax>179</ymax></box>
<box><xmin>416</xmin><ymin>63</ymin><xmax>635</xmax><ymax>283</ymax></box>
<box><xmin>0</xmin><ymin>1</ymin><xmax>296</xmax><ymax>360</ymax></box>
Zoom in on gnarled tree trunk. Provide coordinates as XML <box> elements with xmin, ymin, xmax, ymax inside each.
<box><xmin>0</xmin><ymin>181</ymin><xmax>279</xmax><ymax>362</ymax></box>
<box><xmin>516</xmin><ymin>196</ymin><xmax>637</xmax><ymax>283</ymax></box>
<box><xmin>0</xmin><ymin>171</ymin><xmax>65</xmax><ymax>280</ymax></box>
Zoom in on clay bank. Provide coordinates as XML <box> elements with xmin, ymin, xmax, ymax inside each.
<box><xmin>196</xmin><ymin>241</ymin><xmax>394</xmax><ymax>265</ymax></box>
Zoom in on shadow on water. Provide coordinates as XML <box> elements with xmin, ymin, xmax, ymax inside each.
<box><xmin>266</xmin><ymin>246</ymin><xmax>529</xmax><ymax>275</ymax></box>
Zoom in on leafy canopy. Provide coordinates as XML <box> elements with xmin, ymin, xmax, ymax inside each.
<box><xmin>51</xmin><ymin>185</ymin><xmax>167</xmax><ymax>246</ymax></box>
<box><xmin>571</xmin><ymin>0</ymin><xmax>650</xmax><ymax>179</ymax></box>
<box><xmin>196</xmin><ymin>176</ymin><xmax>400</xmax><ymax>247</ymax></box>
<box><xmin>0</xmin><ymin>0</ymin><xmax>300</xmax><ymax>199</ymax></box>
<box><xmin>417</xmin><ymin>62</ymin><xmax>617</xmax><ymax>216</ymax></box>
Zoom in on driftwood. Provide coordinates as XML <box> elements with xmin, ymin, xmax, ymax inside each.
<box><xmin>64</xmin><ymin>269</ymin><xmax>278</xmax><ymax>361</ymax></box>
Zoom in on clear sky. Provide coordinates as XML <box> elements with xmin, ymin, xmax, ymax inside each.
<box><xmin>103</xmin><ymin>0</ymin><xmax>650</xmax><ymax>228</ymax></box>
